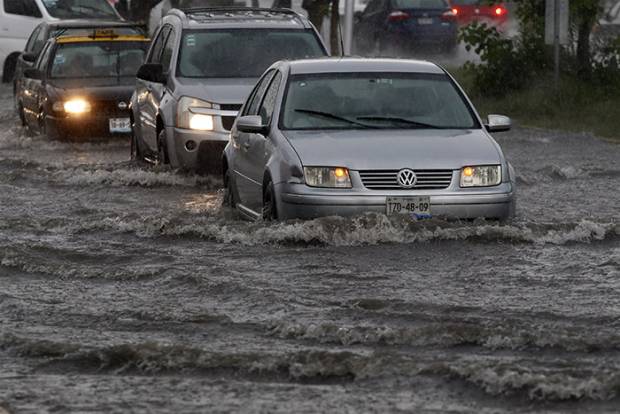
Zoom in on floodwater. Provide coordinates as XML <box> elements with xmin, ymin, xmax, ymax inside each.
<box><xmin>0</xmin><ymin>84</ymin><xmax>619</xmax><ymax>413</ymax></box>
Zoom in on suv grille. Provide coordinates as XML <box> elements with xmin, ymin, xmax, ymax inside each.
<box><xmin>220</xmin><ymin>104</ymin><xmax>242</xmax><ymax>131</ymax></box>
<box><xmin>359</xmin><ymin>170</ymin><xmax>453</xmax><ymax>190</ymax></box>
<box><xmin>92</xmin><ymin>100</ymin><xmax>129</xmax><ymax>116</ymax></box>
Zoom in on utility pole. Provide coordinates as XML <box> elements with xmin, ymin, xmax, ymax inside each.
<box><xmin>343</xmin><ymin>0</ymin><xmax>354</xmax><ymax>55</ymax></box>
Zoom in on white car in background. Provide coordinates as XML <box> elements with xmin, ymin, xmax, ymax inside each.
<box><xmin>0</xmin><ymin>0</ymin><xmax>121</xmax><ymax>82</ymax></box>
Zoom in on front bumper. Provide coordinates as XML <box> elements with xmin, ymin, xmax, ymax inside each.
<box><xmin>277</xmin><ymin>181</ymin><xmax>515</xmax><ymax>220</ymax></box>
<box><xmin>167</xmin><ymin>127</ymin><xmax>230</xmax><ymax>174</ymax></box>
<box><xmin>46</xmin><ymin>112</ymin><xmax>131</xmax><ymax>140</ymax></box>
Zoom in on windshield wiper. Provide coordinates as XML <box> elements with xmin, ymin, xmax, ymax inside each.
<box><xmin>294</xmin><ymin>109</ymin><xmax>378</xmax><ymax>129</ymax></box>
<box><xmin>356</xmin><ymin>116</ymin><xmax>443</xmax><ymax>129</ymax></box>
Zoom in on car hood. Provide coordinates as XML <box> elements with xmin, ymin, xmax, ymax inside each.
<box><xmin>282</xmin><ymin>129</ymin><xmax>502</xmax><ymax>170</ymax></box>
<box><xmin>175</xmin><ymin>78</ymin><xmax>257</xmax><ymax>105</ymax></box>
<box><xmin>50</xmin><ymin>79</ymin><xmax>135</xmax><ymax>102</ymax></box>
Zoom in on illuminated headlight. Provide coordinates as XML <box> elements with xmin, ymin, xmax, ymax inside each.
<box><xmin>460</xmin><ymin>165</ymin><xmax>502</xmax><ymax>187</ymax></box>
<box><xmin>177</xmin><ymin>96</ymin><xmax>214</xmax><ymax>131</ymax></box>
<box><xmin>304</xmin><ymin>167</ymin><xmax>352</xmax><ymax>188</ymax></box>
<box><xmin>54</xmin><ymin>99</ymin><xmax>91</xmax><ymax>114</ymax></box>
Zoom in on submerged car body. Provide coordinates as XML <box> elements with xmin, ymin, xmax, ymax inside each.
<box><xmin>223</xmin><ymin>58</ymin><xmax>516</xmax><ymax>221</ymax></box>
<box><xmin>16</xmin><ymin>30</ymin><xmax>149</xmax><ymax>139</ymax></box>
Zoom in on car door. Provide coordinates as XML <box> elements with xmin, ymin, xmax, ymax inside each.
<box><xmin>232</xmin><ymin>69</ymin><xmax>276</xmax><ymax>210</ymax></box>
<box><xmin>136</xmin><ymin>25</ymin><xmax>169</xmax><ymax>155</ymax></box>
<box><xmin>22</xmin><ymin>41</ymin><xmax>51</xmax><ymax>129</ymax></box>
<box><xmin>245</xmin><ymin>71</ymin><xmax>283</xmax><ymax>212</ymax></box>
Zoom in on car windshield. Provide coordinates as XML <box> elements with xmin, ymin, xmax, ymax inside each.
<box><xmin>177</xmin><ymin>29</ymin><xmax>326</xmax><ymax>78</ymax></box>
<box><xmin>280</xmin><ymin>72</ymin><xmax>479</xmax><ymax>130</ymax></box>
<box><xmin>393</xmin><ymin>0</ymin><xmax>449</xmax><ymax>8</ymax></box>
<box><xmin>50</xmin><ymin>42</ymin><xmax>147</xmax><ymax>78</ymax></box>
<box><xmin>40</xmin><ymin>0</ymin><xmax>118</xmax><ymax>19</ymax></box>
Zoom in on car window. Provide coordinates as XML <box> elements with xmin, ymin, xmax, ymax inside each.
<box><xmin>4</xmin><ymin>0</ymin><xmax>42</xmax><ymax>17</ymax></box>
<box><xmin>148</xmin><ymin>26</ymin><xmax>170</xmax><ymax>64</ymax></box>
<box><xmin>392</xmin><ymin>0</ymin><xmax>448</xmax><ymax>8</ymax></box>
<box><xmin>177</xmin><ymin>29</ymin><xmax>326</xmax><ymax>78</ymax></box>
<box><xmin>25</xmin><ymin>27</ymin><xmax>42</xmax><ymax>53</ymax></box>
<box><xmin>50</xmin><ymin>41</ymin><xmax>148</xmax><ymax>78</ymax></box>
<box><xmin>36</xmin><ymin>43</ymin><xmax>53</xmax><ymax>72</ymax></box>
<box><xmin>244</xmin><ymin>70</ymin><xmax>276</xmax><ymax>116</ymax></box>
<box><xmin>281</xmin><ymin>72</ymin><xmax>478</xmax><ymax>130</ymax></box>
<box><xmin>258</xmin><ymin>72</ymin><xmax>283</xmax><ymax>125</ymax></box>
<box><xmin>160</xmin><ymin>29</ymin><xmax>176</xmax><ymax>72</ymax></box>
<box><xmin>39</xmin><ymin>0</ymin><xmax>118</xmax><ymax>19</ymax></box>
<box><xmin>32</xmin><ymin>27</ymin><xmax>49</xmax><ymax>55</ymax></box>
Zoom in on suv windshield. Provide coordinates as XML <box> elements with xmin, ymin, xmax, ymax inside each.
<box><xmin>177</xmin><ymin>29</ymin><xmax>326</xmax><ymax>78</ymax></box>
<box><xmin>41</xmin><ymin>0</ymin><xmax>118</xmax><ymax>19</ymax></box>
<box><xmin>281</xmin><ymin>73</ymin><xmax>478</xmax><ymax>130</ymax></box>
<box><xmin>50</xmin><ymin>42</ymin><xmax>147</xmax><ymax>78</ymax></box>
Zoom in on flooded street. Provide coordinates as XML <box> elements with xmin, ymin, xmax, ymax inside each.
<box><xmin>0</xmin><ymin>82</ymin><xmax>619</xmax><ymax>413</ymax></box>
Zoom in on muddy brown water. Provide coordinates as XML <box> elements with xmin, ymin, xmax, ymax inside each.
<box><xmin>0</xmin><ymin>85</ymin><xmax>619</xmax><ymax>413</ymax></box>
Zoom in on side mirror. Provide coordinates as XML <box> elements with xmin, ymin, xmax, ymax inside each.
<box><xmin>236</xmin><ymin>115</ymin><xmax>268</xmax><ymax>134</ymax></box>
<box><xmin>136</xmin><ymin>63</ymin><xmax>166</xmax><ymax>84</ymax></box>
<box><xmin>23</xmin><ymin>68</ymin><xmax>43</xmax><ymax>80</ymax></box>
<box><xmin>22</xmin><ymin>52</ymin><xmax>37</xmax><ymax>63</ymax></box>
<box><xmin>485</xmin><ymin>114</ymin><xmax>511</xmax><ymax>132</ymax></box>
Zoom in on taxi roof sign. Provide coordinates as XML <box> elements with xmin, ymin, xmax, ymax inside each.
<box><xmin>56</xmin><ymin>34</ymin><xmax>150</xmax><ymax>44</ymax></box>
<box><xmin>93</xmin><ymin>28</ymin><xmax>118</xmax><ymax>38</ymax></box>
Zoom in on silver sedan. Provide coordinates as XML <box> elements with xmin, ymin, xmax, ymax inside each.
<box><xmin>222</xmin><ymin>58</ymin><xmax>516</xmax><ymax>221</ymax></box>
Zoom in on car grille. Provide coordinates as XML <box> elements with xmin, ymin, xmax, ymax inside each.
<box><xmin>219</xmin><ymin>104</ymin><xmax>242</xmax><ymax>131</ymax></box>
<box><xmin>359</xmin><ymin>169</ymin><xmax>453</xmax><ymax>190</ymax></box>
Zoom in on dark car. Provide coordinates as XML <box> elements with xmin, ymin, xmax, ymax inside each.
<box><xmin>450</xmin><ymin>0</ymin><xmax>508</xmax><ymax>30</ymax></box>
<box><xmin>13</xmin><ymin>21</ymin><xmax>145</xmax><ymax>108</ymax></box>
<box><xmin>355</xmin><ymin>0</ymin><xmax>458</xmax><ymax>55</ymax></box>
<box><xmin>130</xmin><ymin>7</ymin><xmax>328</xmax><ymax>173</ymax></box>
<box><xmin>16</xmin><ymin>29</ymin><xmax>150</xmax><ymax>140</ymax></box>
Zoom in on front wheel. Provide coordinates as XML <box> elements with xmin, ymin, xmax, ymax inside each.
<box><xmin>157</xmin><ymin>129</ymin><xmax>169</xmax><ymax>165</ymax></box>
<box><xmin>222</xmin><ymin>168</ymin><xmax>236</xmax><ymax>208</ymax></box>
<box><xmin>262</xmin><ymin>179</ymin><xmax>278</xmax><ymax>221</ymax></box>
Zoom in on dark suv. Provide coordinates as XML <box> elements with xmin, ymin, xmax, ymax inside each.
<box><xmin>130</xmin><ymin>7</ymin><xmax>328</xmax><ymax>173</ymax></box>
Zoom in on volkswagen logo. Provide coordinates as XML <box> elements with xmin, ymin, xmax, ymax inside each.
<box><xmin>118</xmin><ymin>101</ymin><xmax>128</xmax><ymax>110</ymax></box>
<box><xmin>397</xmin><ymin>169</ymin><xmax>417</xmax><ymax>188</ymax></box>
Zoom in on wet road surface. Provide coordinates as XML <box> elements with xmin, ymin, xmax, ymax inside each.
<box><xmin>0</xmin><ymin>84</ymin><xmax>619</xmax><ymax>413</ymax></box>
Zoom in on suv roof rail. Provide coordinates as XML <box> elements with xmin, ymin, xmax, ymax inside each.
<box><xmin>170</xmin><ymin>7</ymin><xmax>310</xmax><ymax>28</ymax></box>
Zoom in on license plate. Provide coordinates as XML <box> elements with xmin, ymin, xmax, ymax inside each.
<box><xmin>418</xmin><ymin>18</ymin><xmax>434</xmax><ymax>25</ymax></box>
<box><xmin>386</xmin><ymin>196</ymin><xmax>432</xmax><ymax>218</ymax></box>
<box><xmin>109</xmin><ymin>118</ymin><xmax>131</xmax><ymax>133</ymax></box>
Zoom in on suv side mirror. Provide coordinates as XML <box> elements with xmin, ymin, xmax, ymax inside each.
<box><xmin>22</xmin><ymin>52</ymin><xmax>37</xmax><ymax>63</ymax></box>
<box><xmin>23</xmin><ymin>68</ymin><xmax>43</xmax><ymax>80</ymax></box>
<box><xmin>236</xmin><ymin>115</ymin><xmax>268</xmax><ymax>134</ymax></box>
<box><xmin>136</xmin><ymin>63</ymin><xmax>166</xmax><ymax>84</ymax></box>
<box><xmin>485</xmin><ymin>114</ymin><xmax>511</xmax><ymax>132</ymax></box>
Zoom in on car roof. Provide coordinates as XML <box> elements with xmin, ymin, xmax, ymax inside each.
<box><xmin>41</xmin><ymin>20</ymin><xmax>138</xmax><ymax>30</ymax></box>
<box><xmin>166</xmin><ymin>7</ymin><xmax>314</xmax><ymax>30</ymax></box>
<box><xmin>286</xmin><ymin>58</ymin><xmax>446</xmax><ymax>75</ymax></box>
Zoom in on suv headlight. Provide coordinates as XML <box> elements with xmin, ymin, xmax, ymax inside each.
<box><xmin>460</xmin><ymin>165</ymin><xmax>502</xmax><ymax>187</ymax></box>
<box><xmin>177</xmin><ymin>96</ymin><xmax>214</xmax><ymax>131</ymax></box>
<box><xmin>304</xmin><ymin>167</ymin><xmax>352</xmax><ymax>188</ymax></box>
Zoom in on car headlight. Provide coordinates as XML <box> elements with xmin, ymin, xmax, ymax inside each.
<box><xmin>53</xmin><ymin>98</ymin><xmax>91</xmax><ymax>114</ymax></box>
<box><xmin>460</xmin><ymin>165</ymin><xmax>502</xmax><ymax>187</ymax></box>
<box><xmin>304</xmin><ymin>167</ymin><xmax>352</xmax><ymax>188</ymax></box>
<box><xmin>177</xmin><ymin>96</ymin><xmax>214</xmax><ymax>131</ymax></box>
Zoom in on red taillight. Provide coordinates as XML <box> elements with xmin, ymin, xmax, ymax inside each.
<box><xmin>452</xmin><ymin>7</ymin><xmax>458</xmax><ymax>15</ymax></box>
<box><xmin>495</xmin><ymin>6</ymin><xmax>506</xmax><ymax>16</ymax></box>
<box><xmin>441</xmin><ymin>9</ymin><xmax>457</xmax><ymax>21</ymax></box>
<box><xmin>388</xmin><ymin>10</ymin><xmax>410</xmax><ymax>22</ymax></box>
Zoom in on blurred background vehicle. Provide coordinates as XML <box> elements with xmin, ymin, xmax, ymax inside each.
<box><xmin>12</xmin><ymin>20</ymin><xmax>144</xmax><ymax>112</ymax></box>
<box><xmin>16</xmin><ymin>29</ymin><xmax>149</xmax><ymax>139</ymax></box>
<box><xmin>450</xmin><ymin>0</ymin><xmax>508</xmax><ymax>30</ymax></box>
<box><xmin>596</xmin><ymin>0</ymin><xmax>620</xmax><ymax>39</ymax></box>
<box><xmin>354</xmin><ymin>0</ymin><xmax>458</xmax><ymax>56</ymax></box>
<box><xmin>0</xmin><ymin>0</ymin><xmax>122</xmax><ymax>82</ymax></box>
<box><xmin>131</xmin><ymin>7</ymin><xmax>328</xmax><ymax>173</ymax></box>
